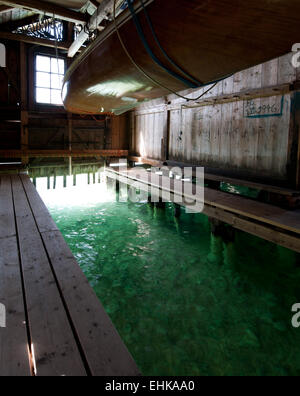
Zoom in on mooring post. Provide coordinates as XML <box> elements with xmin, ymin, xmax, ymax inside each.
<box><xmin>174</xmin><ymin>203</ymin><xmax>181</xmax><ymax>218</ymax></box>
<box><xmin>206</xmin><ymin>180</ymin><xmax>221</xmax><ymax>190</ymax></box>
<box><xmin>209</xmin><ymin>217</ymin><xmax>235</xmax><ymax>243</ymax></box>
<box><xmin>154</xmin><ymin>196</ymin><xmax>166</xmax><ymax>209</ymax></box>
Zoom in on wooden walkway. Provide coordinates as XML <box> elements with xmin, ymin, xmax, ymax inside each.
<box><xmin>0</xmin><ymin>174</ymin><xmax>140</xmax><ymax>376</ymax></box>
<box><xmin>107</xmin><ymin>167</ymin><xmax>300</xmax><ymax>254</ymax></box>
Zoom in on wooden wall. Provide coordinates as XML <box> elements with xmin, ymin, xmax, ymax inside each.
<box><xmin>0</xmin><ymin>40</ymin><xmax>21</xmax><ymax>150</ymax></box>
<box><xmin>0</xmin><ymin>40</ymin><xmax>129</xmax><ymax>161</ymax></box>
<box><xmin>130</xmin><ymin>53</ymin><xmax>300</xmax><ymax>187</ymax></box>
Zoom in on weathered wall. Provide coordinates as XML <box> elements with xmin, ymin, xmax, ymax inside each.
<box><xmin>0</xmin><ymin>41</ymin><xmax>129</xmax><ymax>160</ymax></box>
<box><xmin>130</xmin><ymin>53</ymin><xmax>300</xmax><ymax>186</ymax></box>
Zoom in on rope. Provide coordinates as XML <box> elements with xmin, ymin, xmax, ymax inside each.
<box><xmin>138</xmin><ymin>0</ymin><xmax>203</xmax><ymax>87</ymax></box>
<box><xmin>113</xmin><ymin>0</ymin><xmax>225</xmax><ymax>102</ymax></box>
<box><xmin>127</xmin><ymin>0</ymin><xmax>198</xmax><ymax>88</ymax></box>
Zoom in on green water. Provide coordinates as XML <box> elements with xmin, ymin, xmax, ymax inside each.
<box><xmin>38</xmin><ymin>177</ymin><xmax>300</xmax><ymax>376</ymax></box>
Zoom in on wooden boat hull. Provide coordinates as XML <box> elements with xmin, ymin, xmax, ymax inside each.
<box><xmin>63</xmin><ymin>0</ymin><xmax>300</xmax><ymax>115</ymax></box>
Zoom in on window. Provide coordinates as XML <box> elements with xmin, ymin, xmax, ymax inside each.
<box><xmin>35</xmin><ymin>55</ymin><xmax>65</xmax><ymax>105</ymax></box>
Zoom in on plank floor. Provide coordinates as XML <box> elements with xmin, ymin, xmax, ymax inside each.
<box><xmin>0</xmin><ymin>174</ymin><xmax>140</xmax><ymax>377</ymax></box>
<box><xmin>107</xmin><ymin>167</ymin><xmax>300</xmax><ymax>253</ymax></box>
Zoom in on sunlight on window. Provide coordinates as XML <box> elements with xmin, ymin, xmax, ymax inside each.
<box><xmin>35</xmin><ymin>55</ymin><xmax>65</xmax><ymax>105</ymax></box>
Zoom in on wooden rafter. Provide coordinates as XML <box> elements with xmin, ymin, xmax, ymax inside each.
<box><xmin>0</xmin><ymin>149</ymin><xmax>129</xmax><ymax>158</ymax></box>
<box><xmin>0</xmin><ymin>5</ymin><xmax>13</xmax><ymax>14</ymax></box>
<box><xmin>0</xmin><ymin>1</ymin><xmax>87</xmax><ymax>23</ymax></box>
<box><xmin>68</xmin><ymin>0</ymin><xmax>125</xmax><ymax>58</ymax></box>
<box><xmin>0</xmin><ymin>14</ymin><xmax>40</xmax><ymax>31</ymax></box>
<box><xmin>0</xmin><ymin>30</ymin><xmax>69</xmax><ymax>49</ymax></box>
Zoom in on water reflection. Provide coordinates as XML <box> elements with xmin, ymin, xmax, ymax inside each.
<box><xmin>31</xmin><ymin>163</ymin><xmax>300</xmax><ymax>376</ymax></box>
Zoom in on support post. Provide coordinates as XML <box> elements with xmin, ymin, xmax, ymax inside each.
<box><xmin>68</xmin><ymin>114</ymin><xmax>72</xmax><ymax>176</ymax></box>
<box><xmin>20</xmin><ymin>42</ymin><xmax>29</xmax><ymax>165</ymax></box>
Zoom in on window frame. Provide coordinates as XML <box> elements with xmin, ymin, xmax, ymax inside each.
<box><xmin>34</xmin><ymin>53</ymin><xmax>66</xmax><ymax>107</ymax></box>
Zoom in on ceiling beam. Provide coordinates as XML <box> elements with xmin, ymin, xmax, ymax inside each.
<box><xmin>0</xmin><ymin>149</ymin><xmax>129</xmax><ymax>158</ymax></box>
<box><xmin>68</xmin><ymin>0</ymin><xmax>113</xmax><ymax>58</ymax></box>
<box><xmin>0</xmin><ymin>30</ymin><xmax>69</xmax><ymax>49</ymax></box>
<box><xmin>68</xmin><ymin>0</ymin><xmax>125</xmax><ymax>58</ymax></box>
<box><xmin>0</xmin><ymin>14</ymin><xmax>40</xmax><ymax>31</ymax></box>
<box><xmin>0</xmin><ymin>1</ymin><xmax>87</xmax><ymax>24</ymax></box>
<box><xmin>0</xmin><ymin>5</ymin><xmax>13</xmax><ymax>13</ymax></box>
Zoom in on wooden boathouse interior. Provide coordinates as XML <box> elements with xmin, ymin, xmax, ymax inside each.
<box><xmin>0</xmin><ymin>0</ymin><xmax>300</xmax><ymax>377</ymax></box>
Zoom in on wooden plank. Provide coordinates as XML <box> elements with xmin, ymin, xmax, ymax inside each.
<box><xmin>202</xmin><ymin>205</ymin><xmax>300</xmax><ymax>254</ymax></box>
<box><xmin>41</xmin><ymin>230</ymin><xmax>140</xmax><ymax>376</ymax></box>
<box><xmin>0</xmin><ymin>149</ymin><xmax>128</xmax><ymax>158</ymax></box>
<box><xmin>11</xmin><ymin>175</ymin><xmax>86</xmax><ymax>376</ymax></box>
<box><xmin>107</xmin><ymin>168</ymin><xmax>300</xmax><ymax>252</ymax></box>
<box><xmin>20</xmin><ymin>175</ymin><xmax>58</xmax><ymax>234</ymax></box>
<box><xmin>0</xmin><ymin>31</ymin><xmax>70</xmax><ymax>50</ymax></box>
<box><xmin>128</xmin><ymin>156</ymin><xmax>300</xmax><ymax>196</ymax></box>
<box><xmin>0</xmin><ymin>1</ymin><xmax>86</xmax><ymax>23</ymax></box>
<box><xmin>0</xmin><ymin>235</ymin><xmax>31</xmax><ymax>376</ymax></box>
<box><xmin>204</xmin><ymin>173</ymin><xmax>300</xmax><ymax>196</ymax></box>
<box><xmin>0</xmin><ymin>174</ymin><xmax>15</xmax><ymax>239</ymax></box>
<box><xmin>68</xmin><ymin>0</ymin><xmax>117</xmax><ymax>58</ymax></box>
<box><xmin>115</xmin><ymin>168</ymin><xmax>300</xmax><ymax>235</ymax></box>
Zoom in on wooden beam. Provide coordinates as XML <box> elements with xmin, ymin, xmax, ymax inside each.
<box><xmin>0</xmin><ymin>5</ymin><xmax>13</xmax><ymax>14</ymax></box>
<box><xmin>107</xmin><ymin>168</ymin><xmax>300</xmax><ymax>253</ymax></box>
<box><xmin>0</xmin><ymin>1</ymin><xmax>87</xmax><ymax>23</ymax></box>
<box><xmin>20</xmin><ymin>42</ymin><xmax>28</xmax><ymax>165</ymax></box>
<box><xmin>0</xmin><ymin>30</ymin><xmax>69</xmax><ymax>49</ymax></box>
<box><xmin>0</xmin><ymin>149</ymin><xmax>129</xmax><ymax>158</ymax></box>
<box><xmin>0</xmin><ymin>14</ymin><xmax>40</xmax><ymax>31</ymax></box>
<box><xmin>68</xmin><ymin>0</ymin><xmax>112</xmax><ymax>58</ymax></box>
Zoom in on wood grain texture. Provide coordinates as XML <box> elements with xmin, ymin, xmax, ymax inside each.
<box><xmin>11</xmin><ymin>175</ymin><xmax>87</xmax><ymax>377</ymax></box>
<box><xmin>109</xmin><ymin>168</ymin><xmax>300</xmax><ymax>235</ymax></box>
<box><xmin>130</xmin><ymin>53</ymin><xmax>298</xmax><ymax>184</ymax></box>
<box><xmin>0</xmin><ymin>175</ymin><xmax>16</xmax><ymax>239</ymax></box>
<box><xmin>0</xmin><ymin>236</ymin><xmax>31</xmax><ymax>376</ymax></box>
<box><xmin>107</xmin><ymin>167</ymin><xmax>300</xmax><ymax>252</ymax></box>
<box><xmin>41</xmin><ymin>230</ymin><xmax>140</xmax><ymax>376</ymax></box>
<box><xmin>20</xmin><ymin>175</ymin><xmax>58</xmax><ymax>234</ymax></box>
<box><xmin>64</xmin><ymin>0</ymin><xmax>300</xmax><ymax>114</ymax></box>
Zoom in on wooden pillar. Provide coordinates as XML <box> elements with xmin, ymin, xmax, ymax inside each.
<box><xmin>174</xmin><ymin>203</ymin><xmax>181</xmax><ymax>218</ymax></box>
<box><xmin>154</xmin><ymin>198</ymin><xmax>166</xmax><ymax>209</ymax></box>
<box><xmin>21</xmin><ymin>111</ymin><xmax>29</xmax><ymax>165</ymax></box>
<box><xmin>209</xmin><ymin>217</ymin><xmax>235</xmax><ymax>243</ymax></box>
<box><xmin>68</xmin><ymin>114</ymin><xmax>72</xmax><ymax>175</ymax></box>
<box><xmin>162</xmin><ymin>110</ymin><xmax>170</xmax><ymax>161</ymax></box>
<box><xmin>63</xmin><ymin>174</ymin><xmax>67</xmax><ymax>188</ymax></box>
<box><xmin>20</xmin><ymin>42</ymin><xmax>29</xmax><ymax>165</ymax></box>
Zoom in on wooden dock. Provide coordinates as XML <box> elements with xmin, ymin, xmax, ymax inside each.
<box><xmin>0</xmin><ymin>174</ymin><xmax>140</xmax><ymax>376</ymax></box>
<box><xmin>106</xmin><ymin>167</ymin><xmax>300</xmax><ymax>254</ymax></box>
